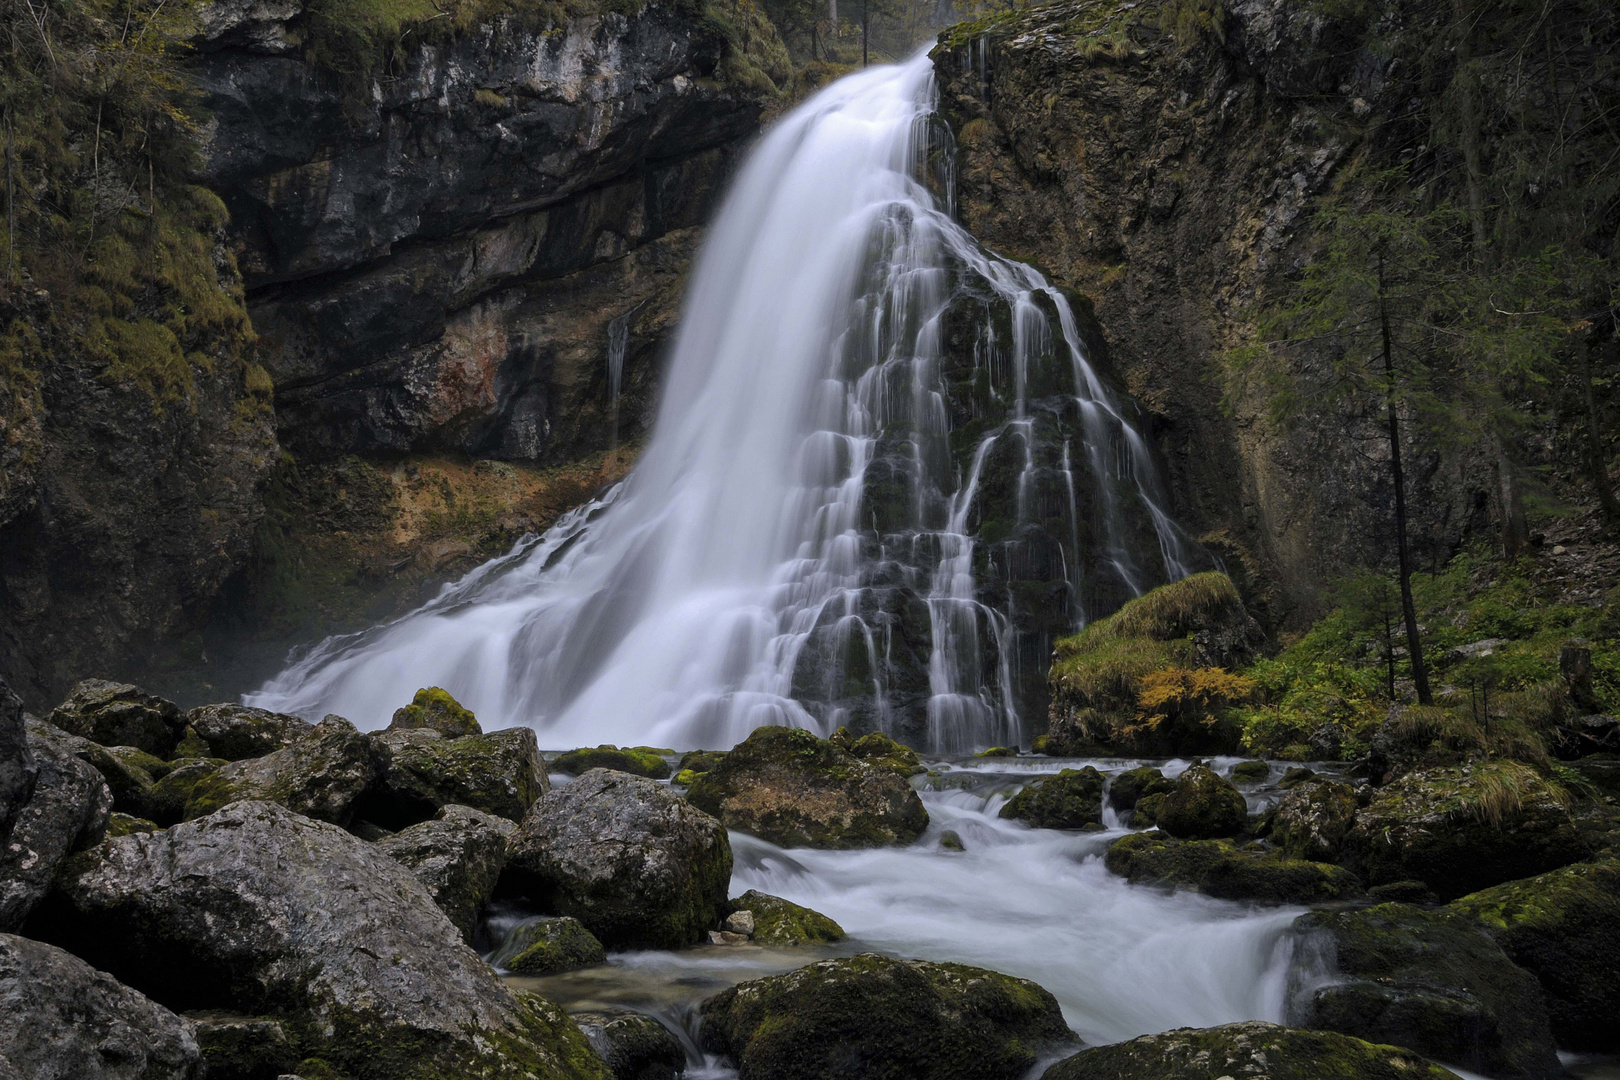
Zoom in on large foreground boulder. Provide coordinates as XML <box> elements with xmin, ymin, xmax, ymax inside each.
<box><xmin>686</xmin><ymin>726</ymin><xmax>927</xmax><ymax>848</ymax></box>
<box><xmin>999</xmin><ymin>767</ymin><xmax>1104</xmax><ymax>829</ymax></box>
<box><xmin>375</xmin><ymin>804</ymin><xmax>514</xmax><ymax>944</ymax></box>
<box><xmin>1449</xmin><ymin>858</ymin><xmax>1620</xmax><ymax>1051</ymax></box>
<box><xmin>362</xmin><ymin>726</ymin><xmax>547</xmax><ymax>827</ymax></box>
<box><xmin>1341</xmin><ymin>763</ymin><xmax>1586</xmax><ymax>900</ymax></box>
<box><xmin>1156</xmin><ymin>764</ymin><xmax>1248</xmax><ymax>839</ymax></box>
<box><xmin>183</xmin><ymin>715</ymin><xmax>379</xmax><ymax>825</ymax></box>
<box><xmin>0</xmin><ymin>720</ymin><xmax>111</xmax><ymax>930</ymax></box>
<box><xmin>1104</xmin><ymin>832</ymin><xmax>1363</xmax><ymax>903</ymax></box>
<box><xmin>184</xmin><ymin>705</ymin><xmax>312</xmax><ymax>761</ymax></box>
<box><xmin>1041</xmin><ymin>1021</ymin><xmax>1460</xmax><ymax>1079</ymax></box>
<box><xmin>47</xmin><ymin>680</ymin><xmax>186</xmax><ymax>758</ymax></box>
<box><xmin>1294</xmin><ymin>903</ymin><xmax>1560</xmax><ymax>1080</ymax></box>
<box><xmin>699</xmin><ymin>953</ymin><xmax>1072</xmax><ymax>1080</ymax></box>
<box><xmin>0</xmin><ymin>933</ymin><xmax>203</xmax><ymax>1079</ymax></box>
<box><xmin>504</xmin><ymin>768</ymin><xmax>731</xmax><ymax>949</ymax></box>
<box><xmin>34</xmin><ymin>801</ymin><xmax>607</xmax><ymax>1080</ymax></box>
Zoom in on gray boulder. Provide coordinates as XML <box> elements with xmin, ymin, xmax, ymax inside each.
<box><xmin>363</xmin><ymin>726</ymin><xmax>547</xmax><ymax>828</ymax></box>
<box><xmin>0</xmin><ymin>932</ymin><xmax>202</xmax><ymax>1079</ymax></box>
<box><xmin>36</xmin><ymin>801</ymin><xmax>607</xmax><ymax>1080</ymax></box>
<box><xmin>47</xmin><ymin>680</ymin><xmax>185</xmax><ymax>758</ymax></box>
<box><xmin>573</xmin><ymin>1009</ymin><xmax>684</xmax><ymax>1080</ymax></box>
<box><xmin>0</xmin><ymin>719</ymin><xmax>111</xmax><ymax>930</ymax></box>
<box><xmin>184</xmin><ymin>705</ymin><xmax>312</xmax><ymax>761</ymax></box>
<box><xmin>375</xmin><ymin>804</ymin><xmax>514</xmax><ymax>943</ymax></box>
<box><xmin>183</xmin><ymin>715</ymin><xmax>380</xmax><ymax>825</ymax></box>
<box><xmin>0</xmin><ymin>678</ymin><xmax>33</xmax><ymax>841</ymax></box>
<box><xmin>504</xmin><ymin>768</ymin><xmax>731</xmax><ymax>949</ymax></box>
<box><xmin>1271</xmin><ymin>778</ymin><xmax>1358</xmax><ymax>862</ymax></box>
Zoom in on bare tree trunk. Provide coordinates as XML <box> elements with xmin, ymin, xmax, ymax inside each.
<box><xmin>1380</xmin><ymin>254</ymin><xmax>1433</xmax><ymax>705</ymax></box>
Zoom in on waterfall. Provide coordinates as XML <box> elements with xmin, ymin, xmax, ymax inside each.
<box><xmin>248</xmin><ymin>51</ymin><xmax>1200</xmax><ymax>751</ymax></box>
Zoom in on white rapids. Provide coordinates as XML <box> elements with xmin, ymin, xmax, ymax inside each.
<box><xmin>248</xmin><ymin>50</ymin><xmax>1193</xmax><ymax>751</ymax></box>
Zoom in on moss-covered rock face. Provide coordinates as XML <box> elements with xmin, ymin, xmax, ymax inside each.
<box><xmin>1131</xmin><ymin>792</ymin><xmax>1167</xmax><ymax>828</ymax></box>
<box><xmin>147</xmin><ymin>759</ymin><xmax>227</xmax><ymax>826</ymax></box>
<box><xmin>570</xmin><ymin>1009</ymin><xmax>684</xmax><ymax>1080</ymax></box>
<box><xmin>1108</xmin><ymin>765</ymin><xmax>1174</xmax><ymax>812</ymax></box>
<box><xmin>489</xmin><ymin>916</ymin><xmax>606</xmax><ymax>976</ymax></box>
<box><xmin>1271</xmin><ymin>779</ymin><xmax>1359</xmax><ymax>862</ymax></box>
<box><xmin>833</xmin><ymin>728</ymin><xmax>923</xmax><ymax>776</ymax></box>
<box><xmin>686</xmin><ymin>726</ymin><xmax>928</xmax><ymax>849</ymax></box>
<box><xmin>1448</xmin><ymin>858</ymin><xmax>1620</xmax><ymax>1051</ymax></box>
<box><xmin>1341</xmin><ymin>764</ymin><xmax>1587</xmax><ymax>900</ymax></box>
<box><xmin>185</xmin><ymin>704</ymin><xmax>313</xmax><ymax>762</ymax></box>
<box><xmin>1104</xmin><ymin>832</ymin><xmax>1363</xmax><ymax>904</ymax></box>
<box><xmin>729</xmin><ymin>890</ymin><xmax>845</xmax><ymax>947</ymax></box>
<box><xmin>47</xmin><ymin>680</ymin><xmax>186</xmax><ymax>758</ymax></box>
<box><xmin>1157</xmin><ymin>764</ymin><xmax>1247</xmax><ymax>839</ymax></box>
<box><xmin>1230</xmin><ymin>760</ymin><xmax>1271</xmax><ymax>784</ymax></box>
<box><xmin>504</xmin><ymin>769</ymin><xmax>731</xmax><ymax>950</ymax></box>
<box><xmin>375</xmin><ymin>804</ymin><xmax>514</xmax><ymax>944</ymax></box>
<box><xmin>184</xmin><ymin>716</ymin><xmax>380</xmax><ymax>826</ymax></box>
<box><xmin>362</xmin><ymin>727</ymin><xmax>548</xmax><ymax>828</ymax></box>
<box><xmin>553</xmin><ymin>746</ymin><xmax>672</xmax><ymax>780</ymax></box>
<box><xmin>999</xmin><ymin>767</ymin><xmax>1104</xmax><ymax>829</ymax></box>
<box><xmin>1041</xmin><ymin>1021</ymin><xmax>1461</xmax><ymax>1080</ymax></box>
<box><xmin>1294</xmin><ymin>903</ymin><xmax>1560</xmax><ymax>1079</ymax></box>
<box><xmin>388</xmin><ymin>688</ymin><xmax>481</xmax><ymax>739</ymax></box>
<box><xmin>699</xmin><ymin>953</ymin><xmax>1072</xmax><ymax>1080</ymax></box>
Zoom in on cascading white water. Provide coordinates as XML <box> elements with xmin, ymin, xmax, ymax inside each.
<box><xmin>248</xmin><ymin>51</ymin><xmax>1196</xmax><ymax>752</ymax></box>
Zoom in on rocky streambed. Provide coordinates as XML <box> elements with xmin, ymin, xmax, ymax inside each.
<box><xmin>3</xmin><ymin>677</ymin><xmax>1619</xmax><ymax>1080</ymax></box>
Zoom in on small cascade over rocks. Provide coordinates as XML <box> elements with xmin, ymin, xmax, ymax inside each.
<box><xmin>249</xmin><ymin>51</ymin><xmax>1203</xmax><ymax>752</ymax></box>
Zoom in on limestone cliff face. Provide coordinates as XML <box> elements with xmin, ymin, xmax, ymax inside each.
<box><xmin>197</xmin><ymin>0</ymin><xmax>785</xmax><ymax>464</ymax></box>
<box><xmin>931</xmin><ymin>0</ymin><xmax>1498</xmax><ymax>623</ymax></box>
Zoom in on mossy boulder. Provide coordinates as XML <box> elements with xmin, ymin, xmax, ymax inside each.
<box><xmin>678</xmin><ymin>750</ymin><xmax>727</xmax><ymax>775</ymax></box>
<box><xmin>186</xmin><ymin>704</ymin><xmax>313</xmax><ymax>761</ymax></box>
<box><xmin>1448</xmin><ymin>858</ymin><xmax>1620</xmax><ymax>1050</ymax></box>
<box><xmin>686</xmin><ymin>726</ymin><xmax>927</xmax><ymax>849</ymax></box>
<box><xmin>698</xmin><ymin>953</ymin><xmax>1072</xmax><ymax>1080</ymax></box>
<box><xmin>35</xmin><ymin>801</ymin><xmax>608</xmax><ymax>1080</ymax></box>
<box><xmin>106</xmin><ymin>811</ymin><xmax>160</xmax><ymax>838</ymax></box>
<box><xmin>504</xmin><ymin>769</ymin><xmax>731</xmax><ymax>950</ymax></box>
<box><xmin>553</xmin><ymin>746</ymin><xmax>671</xmax><ymax>780</ymax></box>
<box><xmin>47</xmin><ymin>679</ymin><xmax>185</xmax><ymax>758</ymax></box>
<box><xmin>999</xmin><ymin>767</ymin><xmax>1104</xmax><ymax>829</ymax></box>
<box><xmin>1341</xmin><ymin>764</ymin><xmax>1587</xmax><ymax>900</ymax></box>
<box><xmin>728</xmin><ymin>890</ymin><xmax>845</xmax><ymax>946</ymax></box>
<box><xmin>1041</xmin><ymin>1020</ymin><xmax>1461</xmax><ymax>1080</ymax></box>
<box><xmin>1294</xmin><ymin>903</ymin><xmax>1561</xmax><ymax>1079</ymax></box>
<box><xmin>1279</xmin><ymin>766</ymin><xmax>1318</xmax><ymax>789</ymax></box>
<box><xmin>571</xmin><ymin>1009</ymin><xmax>684</xmax><ymax>1080</ymax></box>
<box><xmin>489</xmin><ymin>916</ymin><xmax>606</xmax><ymax>976</ymax></box>
<box><xmin>1157</xmin><ymin>764</ymin><xmax>1247</xmax><ymax>839</ymax></box>
<box><xmin>362</xmin><ymin>727</ymin><xmax>548</xmax><ymax>828</ymax></box>
<box><xmin>375</xmin><ymin>804</ymin><xmax>514</xmax><ymax>944</ymax></box>
<box><xmin>189</xmin><ymin>1011</ymin><xmax>298</xmax><ymax>1080</ymax></box>
<box><xmin>388</xmin><ymin>688</ymin><xmax>481</xmax><ymax>738</ymax></box>
<box><xmin>1108</xmin><ymin>765</ymin><xmax>1174</xmax><ymax>812</ymax></box>
<box><xmin>1271</xmin><ymin>778</ymin><xmax>1359</xmax><ymax>862</ymax></box>
<box><xmin>1230</xmin><ymin>759</ymin><xmax>1271</xmax><ymax>784</ymax></box>
<box><xmin>147</xmin><ymin>758</ymin><xmax>228</xmax><ymax>825</ymax></box>
<box><xmin>1104</xmin><ymin>832</ymin><xmax>1363</xmax><ymax>903</ymax></box>
<box><xmin>183</xmin><ymin>716</ymin><xmax>380</xmax><ymax>827</ymax></box>
<box><xmin>1131</xmin><ymin>791</ymin><xmax>1167</xmax><ymax>828</ymax></box>
<box><xmin>833</xmin><ymin>728</ymin><xmax>923</xmax><ymax>776</ymax></box>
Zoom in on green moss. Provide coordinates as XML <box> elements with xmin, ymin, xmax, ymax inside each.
<box><xmin>1230</xmin><ymin>760</ymin><xmax>1271</xmax><ymax>783</ymax></box>
<box><xmin>999</xmin><ymin>767</ymin><xmax>1104</xmax><ymax>829</ymax></box>
<box><xmin>1108</xmin><ymin>765</ymin><xmax>1173</xmax><ymax>811</ymax></box>
<box><xmin>489</xmin><ymin>916</ymin><xmax>606</xmax><ymax>975</ymax></box>
<box><xmin>836</xmin><ymin>730</ymin><xmax>922</xmax><ymax>776</ymax></box>
<box><xmin>974</xmin><ymin>745</ymin><xmax>1018</xmax><ymax>757</ymax></box>
<box><xmin>1157</xmin><ymin>764</ymin><xmax>1248</xmax><ymax>839</ymax></box>
<box><xmin>679</xmin><ymin>750</ymin><xmax>727</xmax><ymax>774</ymax></box>
<box><xmin>1104</xmin><ymin>832</ymin><xmax>1363</xmax><ymax>903</ymax></box>
<box><xmin>553</xmin><ymin>745</ymin><xmax>672</xmax><ymax>780</ymax></box>
<box><xmin>729</xmin><ymin>889</ymin><xmax>845</xmax><ymax>946</ymax></box>
<box><xmin>1132</xmin><ymin>791</ymin><xmax>1167</xmax><ymax>827</ymax></box>
<box><xmin>390</xmin><ymin>687</ymin><xmax>481</xmax><ymax>738</ymax></box>
<box><xmin>105</xmin><ymin>812</ymin><xmax>160</xmax><ymax>838</ymax></box>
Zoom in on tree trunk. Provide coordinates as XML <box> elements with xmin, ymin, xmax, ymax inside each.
<box><xmin>1496</xmin><ymin>436</ymin><xmax>1530</xmax><ymax>557</ymax></box>
<box><xmin>1380</xmin><ymin>254</ymin><xmax>1432</xmax><ymax>705</ymax></box>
